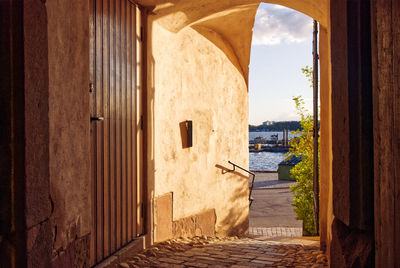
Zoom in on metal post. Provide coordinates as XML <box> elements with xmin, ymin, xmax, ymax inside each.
<box><xmin>312</xmin><ymin>20</ymin><xmax>320</xmax><ymax>235</ymax></box>
<box><xmin>283</xmin><ymin>129</ymin><xmax>285</xmax><ymax>146</ymax></box>
<box><xmin>286</xmin><ymin>129</ymin><xmax>289</xmax><ymax>146</ymax></box>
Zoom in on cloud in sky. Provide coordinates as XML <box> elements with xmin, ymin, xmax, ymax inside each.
<box><xmin>252</xmin><ymin>4</ymin><xmax>313</xmax><ymax>46</ymax></box>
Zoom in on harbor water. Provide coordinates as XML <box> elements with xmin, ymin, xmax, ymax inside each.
<box><xmin>249</xmin><ymin>151</ymin><xmax>286</xmax><ymax>171</ymax></box>
<box><xmin>249</xmin><ymin>131</ymin><xmax>292</xmax><ymax>171</ymax></box>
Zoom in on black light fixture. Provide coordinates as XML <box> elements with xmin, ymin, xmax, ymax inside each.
<box><xmin>179</xmin><ymin>120</ymin><xmax>193</xmax><ymax>148</ymax></box>
<box><xmin>186</xmin><ymin>120</ymin><xmax>193</xmax><ymax>148</ymax></box>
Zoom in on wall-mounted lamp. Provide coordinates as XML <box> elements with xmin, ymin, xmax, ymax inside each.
<box><xmin>179</xmin><ymin>120</ymin><xmax>193</xmax><ymax>148</ymax></box>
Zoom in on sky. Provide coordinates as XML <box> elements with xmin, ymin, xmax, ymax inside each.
<box><xmin>249</xmin><ymin>3</ymin><xmax>314</xmax><ymax>125</ymax></box>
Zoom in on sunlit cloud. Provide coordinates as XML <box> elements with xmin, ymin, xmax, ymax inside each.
<box><xmin>252</xmin><ymin>4</ymin><xmax>313</xmax><ymax>46</ymax></box>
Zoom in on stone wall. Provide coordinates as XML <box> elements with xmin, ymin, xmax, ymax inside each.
<box><xmin>148</xmin><ymin>20</ymin><xmax>250</xmax><ymax>238</ymax></box>
<box><xmin>318</xmin><ymin>24</ymin><xmax>333</xmax><ymax>253</ymax></box>
<box><xmin>155</xmin><ymin>193</ymin><xmax>216</xmax><ymax>242</ymax></box>
<box><xmin>1</xmin><ymin>1</ymin><xmax>91</xmax><ymax>266</ymax></box>
<box><xmin>21</xmin><ymin>0</ymin><xmax>92</xmax><ymax>266</ymax></box>
<box><xmin>9</xmin><ymin>0</ymin><xmax>400</xmax><ymax>267</ymax></box>
<box><xmin>46</xmin><ymin>0</ymin><xmax>92</xmax><ymax>265</ymax></box>
<box><xmin>23</xmin><ymin>2</ymin><xmax>54</xmax><ymax>267</ymax></box>
<box><xmin>143</xmin><ymin>0</ymin><xmax>334</xmax><ymax>253</ymax></box>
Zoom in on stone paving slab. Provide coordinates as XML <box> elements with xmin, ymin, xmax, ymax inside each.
<box><xmin>250</xmin><ymin>188</ymin><xmax>302</xmax><ymax>229</ymax></box>
<box><xmin>115</xmin><ymin>236</ymin><xmax>328</xmax><ymax>268</ymax></box>
<box><xmin>249</xmin><ymin>227</ymin><xmax>302</xmax><ymax>237</ymax></box>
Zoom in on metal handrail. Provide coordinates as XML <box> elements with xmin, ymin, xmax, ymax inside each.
<box><xmin>228</xmin><ymin>161</ymin><xmax>256</xmax><ymax>207</ymax></box>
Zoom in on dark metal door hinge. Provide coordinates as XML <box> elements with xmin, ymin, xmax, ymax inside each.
<box><xmin>89</xmin><ymin>82</ymin><xmax>94</xmax><ymax>93</ymax></box>
<box><xmin>140</xmin><ymin>115</ymin><xmax>144</xmax><ymax>130</ymax></box>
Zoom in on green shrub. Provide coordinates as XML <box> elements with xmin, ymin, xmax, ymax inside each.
<box><xmin>285</xmin><ymin>66</ymin><xmax>319</xmax><ymax>236</ymax></box>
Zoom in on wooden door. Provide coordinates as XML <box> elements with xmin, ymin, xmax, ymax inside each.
<box><xmin>90</xmin><ymin>0</ymin><xmax>143</xmax><ymax>264</ymax></box>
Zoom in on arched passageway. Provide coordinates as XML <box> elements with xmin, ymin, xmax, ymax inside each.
<box><xmin>139</xmin><ymin>0</ymin><xmax>334</xmax><ymax>257</ymax></box>
<box><xmin>2</xmin><ymin>0</ymin><xmax>399</xmax><ymax>267</ymax></box>
<box><xmin>137</xmin><ymin>0</ymin><xmax>375</xmax><ymax>266</ymax></box>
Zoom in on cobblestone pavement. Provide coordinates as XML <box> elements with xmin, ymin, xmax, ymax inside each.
<box><xmin>248</xmin><ymin>227</ymin><xmax>302</xmax><ymax>237</ymax></box>
<box><xmin>116</xmin><ymin>236</ymin><xmax>328</xmax><ymax>268</ymax></box>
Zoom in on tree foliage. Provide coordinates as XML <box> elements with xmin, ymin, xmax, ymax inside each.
<box><xmin>301</xmin><ymin>65</ymin><xmax>313</xmax><ymax>88</ymax></box>
<box><xmin>285</xmin><ymin>66</ymin><xmax>319</xmax><ymax>236</ymax></box>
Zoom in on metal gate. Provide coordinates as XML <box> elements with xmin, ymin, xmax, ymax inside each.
<box><xmin>90</xmin><ymin>0</ymin><xmax>144</xmax><ymax>264</ymax></box>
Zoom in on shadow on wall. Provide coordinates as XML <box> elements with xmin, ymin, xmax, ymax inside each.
<box><xmin>147</xmin><ymin>2</ymin><xmax>260</xmax><ymax>85</ymax></box>
<box><xmin>215</xmin><ymin>164</ymin><xmax>249</xmax><ymax>180</ymax></box>
<box><xmin>215</xmin><ymin>163</ymin><xmax>250</xmax><ymax>237</ymax></box>
<box><xmin>192</xmin><ymin>26</ymin><xmax>245</xmax><ymax>81</ymax></box>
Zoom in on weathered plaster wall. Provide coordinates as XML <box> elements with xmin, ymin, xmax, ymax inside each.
<box><xmin>46</xmin><ymin>0</ymin><xmax>91</xmax><ymax>264</ymax></box>
<box><xmin>9</xmin><ymin>0</ymin><xmax>396</xmax><ymax>266</ymax></box>
<box><xmin>149</xmin><ymin>20</ymin><xmax>250</xmax><ymax>239</ymax></box>
<box><xmin>142</xmin><ymin>0</ymin><xmax>334</xmax><ymax>248</ymax></box>
<box><xmin>318</xmin><ymin>23</ymin><xmax>333</xmax><ymax>254</ymax></box>
<box><xmin>138</xmin><ymin>0</ymin><xmax>329</xmax><ymax>84</ymax></box>
<box><xmin>23</xmin><ymin>1</ymin><xmax>53</xmax><ymax>267</ymax></box>
<box><xmin>138</xmin><ymin>0</ymin><xmax>329</xmax><ymax>30</ymax></box>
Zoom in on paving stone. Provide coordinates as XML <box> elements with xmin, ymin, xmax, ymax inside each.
<box><xmin>197</xmin><ymin>256</ymin><xmax>218</xmax><ymax>261</ymax></box>
<box><xmin>232</xmin><ymin>263</ymin><xmax>259</xmax><ymax>268</ymax></box>
<box><xmin>158</xmin><ymin>257</ymin><xmax>185</xmax><ymax>264</ymax></box>
<box><xmin>264</xmin><ymin>251</ymin><xmax>286</xmax><ymax>256</ymax></box>
<box><xmin>251</xmin><ymin>259</ymin><xmax>274</xmax><ymax>265</ymax></box>
<box><xmin>311</xmin><ymin>264</ymin><xmax>325</xmax><ymax>268</ymax></box>
<box><xmin>256</xmin><ymin>256</ymin><xmax>281</xmax><ymax>262</ymax></box>
<box><xmin>172</xmin><ymin>256</ymin><xmax>195</xmax><ymax>262</ymax></box>
<box><xmin>113</xmin><ymin>236</ymin><xmax>328</xmax><ymax>268</ymax></box>
<box><xmin>183</xmin><ymin>262</ymin><xmax>209</xmax><ymax>267</ymax></box>
<box><xmin>230</xmin><ymin>254</ymin><xmax>254</xmax><ymax>259</ymax></box>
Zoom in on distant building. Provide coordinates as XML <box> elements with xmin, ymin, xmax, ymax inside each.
<box><xmin>262</xmin><ymin>120</ymin><xmax>274</xmax><ymax>126</ymax></box>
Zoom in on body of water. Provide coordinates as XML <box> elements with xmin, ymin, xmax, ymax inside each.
<box><xmin>249</xmin><ymin>131</ymin><xmax>291</xmax><ymax>171</ymax></box>
<box><xmin>249</xmin><ymin>151</ymin><xmax>286</xmax><ymax>171</ymax></box>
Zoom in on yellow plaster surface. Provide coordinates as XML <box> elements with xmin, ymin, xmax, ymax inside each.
<box><xmin>142</xmin><ymin>0</ymin><xmax>332</xmax><ymax>249</ymax></box>
<box><xmin>319</xmin><ymin>24</ymin><xmax>333</xmax><ymax>255</ymax></box>
<box><xmin>138</xmin><ymin>0</ymin><xmax>328</xmax><ymax>84</ymax></box>
<box><xmin>149</xmin><ymin>22</ymin><xmax>250</xmax><ymax>236</ymax></box>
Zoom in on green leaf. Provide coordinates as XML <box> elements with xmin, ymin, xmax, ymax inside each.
<box><xmin>286</xmin><ymin>67</ymin><xmax>320</xmax><ymax>236</ymax></box>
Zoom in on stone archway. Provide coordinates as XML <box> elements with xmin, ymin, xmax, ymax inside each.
<box><xmin>137</xmin><ymin>0</ymin><xmax>375</xmax><ymax>266</ymax></box>
<box><xmin>5</xmin><ymin>0</ymin><xmax>400</xmax><ymax>266</ymax></box>
<box><xmin>138</xmin><ymin>0</ymin><xmax>334</xmax><ymax>254</ymax></box>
